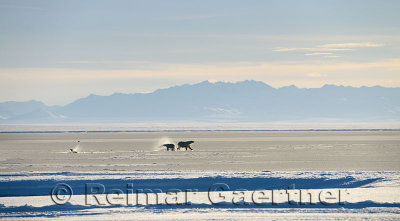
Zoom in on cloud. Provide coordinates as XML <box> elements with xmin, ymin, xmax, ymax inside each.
<box><xmin>274</xmin><ymin>42</ymin><xmax>385</xmax><ymax>58</ymax></box>
<box><xmin>273</xmin><ymin>48</ymin><xmax>352</xmax><ymax>52</ymax></box>
<box><xmin>319</xmin><ymin>43</ymin><xmax>385</xmax><ymax>48</ymax></box>
<box><xmin>2</xmin><ymin>59</ymin><xmax>400</xmax><ymax>81</ymax></box>
<box><xmin>304</xmin><ymin>52</ymin><xmax>333</xmax><ymax>56</ymax></box>
<box><xmin>61</xmin><ymin>60</ymin><xmax>152</xmax><ymax>65</ymax></box>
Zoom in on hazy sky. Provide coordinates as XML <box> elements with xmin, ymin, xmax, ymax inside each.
<box><xmin>0</xmin><ymin>0</ymin><xmax>399</xmax><ymax>105</ymax></box>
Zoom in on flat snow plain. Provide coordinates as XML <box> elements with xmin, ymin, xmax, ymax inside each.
<box><xmin>0</xmin><ymin>130</ymin><xmax>399</xmax><ymax>220</ymax></box>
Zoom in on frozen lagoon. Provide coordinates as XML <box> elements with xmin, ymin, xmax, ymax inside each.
<box><xmin>0</xmin><ymin>131</ymin><xmax>399</xmax><ymax>172</ymax></box>
<box><xmin>0</xmin><ymin>131</ymin><xmax>399</xmax><ymax>219</ymax></box>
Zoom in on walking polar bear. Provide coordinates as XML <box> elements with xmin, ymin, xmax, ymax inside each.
<box><xmin>163</xmin><ymin>143</ymin><xmax>175</xmax><ymax>151</ymax></box>
<box><xmin>163</xmin><ymin>141</ymin><xmax>194</xmax><ymax>151</ymax></box>
<box><xmin>177</xmin><ymin>141</ymin><xmax>194</xmax><ymax>150</ymax></box>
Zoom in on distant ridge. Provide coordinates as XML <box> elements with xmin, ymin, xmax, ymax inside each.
<box><xmin>0</xmin><ymin>80</ymin><xmax>399</xmax><ymax>123</ymax></box>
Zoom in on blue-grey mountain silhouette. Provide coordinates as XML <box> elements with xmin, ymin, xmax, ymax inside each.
<box><xmin>0</xmin><ymin>81</ymin><xmax>399</xmax><ymax>123</ymax></box>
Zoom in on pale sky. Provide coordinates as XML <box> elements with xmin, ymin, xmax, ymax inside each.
<box><xmin>0</xmin><ymin>0</ymin><xmax>399</xmax><ymax>105</ymax></box>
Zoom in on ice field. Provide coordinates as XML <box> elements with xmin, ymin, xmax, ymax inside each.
<box><xmin>0</xmin><ymin>131</ymin><xmax>399</xmax><ymax>219</ymax></box>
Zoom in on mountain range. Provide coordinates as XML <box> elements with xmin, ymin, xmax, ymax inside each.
<box><xmin>1</xmin><ymin>80</ymin><xmax>399</xmax><ymax>123</ymax></box>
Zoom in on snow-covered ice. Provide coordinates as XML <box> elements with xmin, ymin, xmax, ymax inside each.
<box><xmin>0</xmin><ymin>131</ymin><xmax>399</xmax><ymax>219</ymax></box>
